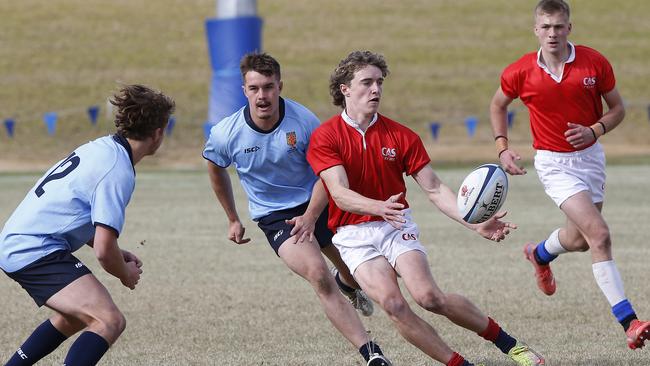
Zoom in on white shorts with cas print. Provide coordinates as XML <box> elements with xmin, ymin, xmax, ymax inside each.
<box><xmin>332</xmin><ymin>209</ymin><xmax>426</xmax><ymax>275</ymax></box>
<box><xmin>534</xmin><ymin>142</ymin><xmax>606</xmax><ymax>207</ymax></box>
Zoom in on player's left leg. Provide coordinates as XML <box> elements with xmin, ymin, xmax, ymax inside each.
<box><xmin>561</xmin><ymin>192</ymin><xmax>649</xmax><ymax>349</ymax></box>
<box><xmin>396</xmin><ymin>250</ymin><xmax>545</xmax><ymax>365</ymax></box>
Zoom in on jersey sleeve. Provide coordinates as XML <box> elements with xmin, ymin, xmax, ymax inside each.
<box><xmin>91</xmin><ymin>166</ymin><xmax>134</xmax><ymax>237</ymax></box>
<box><xmin>402</xmin><ymin>130</ymin><xmax>431</xmax><ymax>176</ymax></box>
<box><xmin>307</xmin><ymin>124</ymin><xmax>342</xmax><ymax>176</ymax></box>
<box><xmin>202</xmin><ymin>124</ymin><xmax>231</xmax><ymax>168</ymax></box>
<box><xmin>597</xmin><ymin>54</ymin><xmax>616</xmax><ymax>94</ymax></box>
<box><xmin>500</xmin><ymin>63</ymin><xmax>522</xmax><ymax>99</ymax></box>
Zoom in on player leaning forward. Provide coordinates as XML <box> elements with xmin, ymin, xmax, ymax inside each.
<box><xmin>202</xmin><ymin>52</ymin><xmax>391</xmax><ymax>365</ymax></box>
<box><xmin>1</xmin><ymin>85</ymin><xmax>174</xmax><ymax>366</ymax></box>
<box><xmin>307</xmin><ymin>50</ymin><xmax>545</xmax><ymax>366</ymax></box>
<box><xmin>490</xmin><ymin>0</ymin><xmax>649</xmax><ymax>350</ymax></box>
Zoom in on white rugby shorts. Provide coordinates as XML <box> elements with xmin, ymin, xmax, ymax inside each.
<box><xmin>534</xmin><ymin>142</ymin><xmax>606</xmax><ymax>207</ymax></box>
<box><xmin>332</xmin><ymin>209</ymin><xmax>426</xmax><ymax>275</ymax></box>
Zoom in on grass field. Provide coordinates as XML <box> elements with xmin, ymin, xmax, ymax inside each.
<box><xmin>1</xmin><ymin>165</ymin><xmax>649</xmax><ymax>365</ymax></box>
<box><xmin>1</xmin><ymin>0</ymin><xmax>649</xmax><ymax>170</ymax></box>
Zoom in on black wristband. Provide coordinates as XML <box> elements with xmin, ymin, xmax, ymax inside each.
<box><xmin>597</xmin><ymin>121</ymin><xmax>607</xmax><ymax>134</ymax></box>
<box><xmin>498</xmin><ymin>148</ymin><xmax>508</xmax><ymax>158</ymax></box>
<box><xmin>494</xmin><ymin>135</ymin><xmax>508</xmax><ymax>141</ymax></box>
<box><xmin>589</xmin><ymin>127</ymin><xmax>597</xmax><ymax>141</ymax></box>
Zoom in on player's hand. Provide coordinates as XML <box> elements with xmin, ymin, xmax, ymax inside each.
<box><xmin>120</xmin><ymin>260</ymin><xmax>143</xmax><ymax>290</ymax></box>
<box><xmin>499</xmin><ymin>149</ymin><xmax>526</xmax><ymax>176</ymax></box>
<box><xmin>474</xmin><ymin>211</ymin><xmax>517</xmax><ymax>242</ymax></box>
<box><xmin>122</xmin><ymin>249</ymin><xmax>142</xmax><ymax>268</ymax></box>
<box><xmin>377</xmin><ymin>192</ymin><xmax>406</xmax><ymax>229</ymax></box>
<box><xmin>286</xmin><ymin>214</ymin><xmax>316</xmax><ymax>244</ymax></box>
<box><xmin>565</xmin><ymin>122</ymin><xmax>596</xmax><ymax>149</ymax></box>
<box><xmin>228</xmin><ymin>220</ymin><xmax>251</xmax><ymax>244</ymax></box>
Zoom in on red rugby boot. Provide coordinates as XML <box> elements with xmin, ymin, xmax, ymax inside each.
<box><xmin>524</xmin><ymin>243</ymin><xmax>556</xmax><ymax>296</ymax></box>
<box><xmin>626</xmin><ymin>319</ymin><xmax>650</xmax><ymax>350</ymax></box>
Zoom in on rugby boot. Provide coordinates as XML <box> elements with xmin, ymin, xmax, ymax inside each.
<box><xmin>508</xmin><ymin>343</ymin><xmax>545</xmax><ymax>365</ymax></box>
<box><xmin>524</xmin><ymin>243</ymin><xmax>556</xmax><ymax>296</ymax></box>
<box><xmin>626</xmin><ymin>319</ymin><xmax>650</xmax><ymax>350</ymax></box>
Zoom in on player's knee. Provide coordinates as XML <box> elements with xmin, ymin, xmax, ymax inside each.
<box><xmin>379</xmin><ymin>295</ymin><xmax>410</xmax><ymax>320</ymax></box>
<box><xmin>588</xmin><ymin>227</ymin><xmax>611</xmax><ymax>253</ymax></box>
<box><xmin>93</xmin><ymin>308</ymin><xmax>126</xmax><ymax>341</ymax></box>
<box><xmin>306</xmin><ymin>266</ymin><xmax>336</xmax><ymax>294</ymax></box>
<box><xmin>414</xmin><ymin>291</ymin><xmax>446</xmax><ymax>314</ymax></box>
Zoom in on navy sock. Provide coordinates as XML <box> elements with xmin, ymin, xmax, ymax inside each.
<box><xmin>358</xmin><ymin>341</ymin><xmax>383</xmax><ymax>361</ymax></box>
<box><xmin>5</xmin><ymin>319</ymin><xmax>67</xmax><ymax>366</ymax></box>
<box><xmin>63</xmin><ymin>331</ymin><xmax>109</xmax><ymax>366</ymax></box>
<box><xmin>494</xmin><ymin>329</ymin><xmax>518</xmax><ymax>354</ymax></box>
<box><xmin>334</xmin><ymin>271</ymin><xmax>356</xmax><ymax>294</ymax></box>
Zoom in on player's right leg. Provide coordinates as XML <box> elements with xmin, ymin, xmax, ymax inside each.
<box><xmin>45</xmin><ymin>273</ymin><xmax>126</xmax><ymax>365</ymax></box>
<box><xmin>322</xmin><ymin>244</ymin><xmax>374</xmax><ymax>316</ymax></box>
<box><xmin>277</xmin><ymin>236</ymin><xmax>387</xmax><ymax>363</ymax></box>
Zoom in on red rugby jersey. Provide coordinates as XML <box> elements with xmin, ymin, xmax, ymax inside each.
<box><xmin>501</xmin><ymin>45</ymin><xmax>616</xmax><ymax>152</ymax></box>
<box><xmin>307</xmin><ymin>113</ymin><xmax>430</xmax><ymax>231</ymax></box>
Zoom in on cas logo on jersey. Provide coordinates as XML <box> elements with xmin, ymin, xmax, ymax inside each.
<box><xmin>286</xmin><ymin>131</ymin><xmax>297</xmax><ymax>152</ymax></box>
<box><xmin>583</xmin><ymin>76</ymin><xmax>596</xmax><ymax>88</ymax></box>
<box><xmin>381</xmin><ymin>147</ymin><xmax>397</xmax><ymax>161</ymax></box>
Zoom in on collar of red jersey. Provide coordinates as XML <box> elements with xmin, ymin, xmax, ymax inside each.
<box><xmin>537</xmin><ymin>41</ymin><xmax>576</xmax><ymax>69</ymax></box>
<box><xmin>341</xmin><ymin>109</ymin><xmax>378</xmax><ymax>131</ymax></box>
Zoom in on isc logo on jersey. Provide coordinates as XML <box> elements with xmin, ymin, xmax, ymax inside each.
<box><xmin>381</xmin><ymin>147</ymin><xmax>397</xmax><ymax>161</ymax></box>
<box><xmin>457</xmin><ymin>164</ymin><xmax>508</xmax><ymax>224</ymax></box>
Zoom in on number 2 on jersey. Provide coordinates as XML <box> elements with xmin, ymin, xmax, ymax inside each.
<box><xmin>35</xmin><ymin>152</ymin><xmax>81</xmax><ymax>197</ymax></box>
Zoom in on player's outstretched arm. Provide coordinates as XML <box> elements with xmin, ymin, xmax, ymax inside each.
<box><xmin>93</xmin><ymin>225</ymin><xmax>142</xmax><ymax>289</ymax></box>
<box><xmin>490</xmin><ymin>87</ymin><xmax>526</xmax><ymax>176</ymax></box>
<box><xmin>412</xmin><ymin>165</ymin><xmax>470</xmax><ymax>225</ymax></box>
<box><xmin>412</xmin><ymin>165</ymin><xmax>516</xmax><ymax>242</ymax></box>
<box><xmin>319</xmin><ymin>165</ymin><xmax>405</xmax><ymax>228</ymax></box>
<box><xmin>207</xmin><ymin>162</ymin><xmax>250</xmax><ymax>244</ymax></box>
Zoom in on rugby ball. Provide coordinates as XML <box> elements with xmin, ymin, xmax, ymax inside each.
<box><xmin>457</xmin><ymin>164</ymin><xmax>508</xmax><ymax>224</ymax></box>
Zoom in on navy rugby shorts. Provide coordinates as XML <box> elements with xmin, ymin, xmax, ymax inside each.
<box><xmin>257</xmin><ymin>201</ymin><xmax>334</xmax><ymax>256</ymax></box>
<box><xmin>4</xmin><ymin>250</ymin><xmax>92</xmax><ymax>307</ymax></box>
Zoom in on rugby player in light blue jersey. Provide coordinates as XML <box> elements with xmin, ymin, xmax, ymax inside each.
<box><xmin>1</xmin><ymin>84</ymin><xmax>174</xmax><ymax>366</ymax></box>
<box><xmin>203</xmin><ymin>53</ymin><xmax>391</xmax><ymax>366</ymax></box>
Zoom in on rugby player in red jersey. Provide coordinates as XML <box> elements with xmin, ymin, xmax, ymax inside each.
<box><xmin>490</xmin><ymin>0</ymin><xmax>649</xmax><ymax>350</ymax></box>
<box><xmin>307</xmin><ymin>50</ymin><xmax>544</xmax><ymax>366</ymax></box>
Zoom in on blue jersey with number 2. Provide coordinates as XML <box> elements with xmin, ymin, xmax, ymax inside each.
<box><xmin>0</xmin><ymin>135</ymin><xmax>135</xmax><ymax>272</ymax></box>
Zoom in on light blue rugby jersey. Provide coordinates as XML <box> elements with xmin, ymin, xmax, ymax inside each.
<box><xmin>203</xmin><ymin>97</ymin><xmax>320</xmax><ymax>220</ymax></box>
<box><xmin>0</xmin><ymin>135</ymin><xmax>135</xmax><ymax>273</ymax></box>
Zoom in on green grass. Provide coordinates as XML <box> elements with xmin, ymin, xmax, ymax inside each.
<box><xmin>1</xmin><ymin>166</ymin><xmax>649</xmax><ymax>365</ymax></box>
<box><xmin>1</xmin><ymin>0</ymin><xmax>649</xmax><ymax>170</ymax></box>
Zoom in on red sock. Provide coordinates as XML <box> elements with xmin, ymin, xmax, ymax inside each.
<box><xmin>447</xmin><ymin>352</ymin><xmax>466</xmax><ymax>366</ymax></box>
<box><xmin>478</xmin><ymin>317</ymin><xmax>500</xmax><ymax>342</ymax></box>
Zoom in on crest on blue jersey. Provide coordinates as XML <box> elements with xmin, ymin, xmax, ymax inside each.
<box><xmin>286</xmin><ymin>131</ymin><xmax>297</xmax><ymax>152</ymax></box>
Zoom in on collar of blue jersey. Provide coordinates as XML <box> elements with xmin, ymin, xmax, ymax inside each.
<box><xmin>112</xmin><ymin>133</ymin><xmax>135</xmax><ymax>171</ymax></box>
<box><xmin>341</xmin><ymin>109</ymin><xmax>378</xmax><ymax>131</ymax></box>
<box><xmin>243</xmin><ymin>97</ymin><xmax>286</xmax><ymax>134</ymax></box>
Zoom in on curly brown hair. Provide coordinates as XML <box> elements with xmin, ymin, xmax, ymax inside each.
<box><xmin>329</xmin><ymin>51</ymin><xmax>389</xmax><ymax>108</ymax></box>
<box><xmin>111</xmin><ymin>84</ymin><xmax>175</xmax><ymax>140</ymax></box>
<box><xmin>240</xmin><ymin>52</ymin><xmax>281</xmax><ymax>81</ymax></box>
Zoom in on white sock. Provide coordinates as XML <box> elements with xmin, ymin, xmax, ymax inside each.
<box><xmin>544</xmin><ymin>228</ymin><xmax>568</xmax><ymax>256</ymax></box>
<box><xmin>592</xmin><ymin>260</ymin><xmax>626</xmax><ymax>306</ymax></box>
